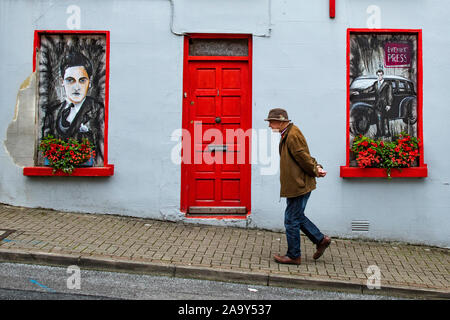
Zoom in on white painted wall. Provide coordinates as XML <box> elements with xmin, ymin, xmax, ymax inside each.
<box><xmin>0</xmin><ymin>0</ymin><xmax>449</xmax><ymax>247</ymax></box>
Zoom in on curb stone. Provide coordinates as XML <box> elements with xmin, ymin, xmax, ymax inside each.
<box><xmin>79</xmin><ymin>255</ymin><xmax>176</xmax><ymax>277</ymax></box>
<box><xmin>0</xmin><ymin>248</ymin><xmax>81</xmax><ymax>266</ymax></box>
<box><xmin>268</xmin><ymin>273</ymin><xmax>364</xmax><ymax>295</ymax></box>
<box><xmin>174</xmin><ymin>265</ymin><xmax>269</xmax><ymax>286</ymax></box>
<box><xmin>360</xmin><ymin>283</ymin><xmax>450</xmax><ymax>300</ymax></box>
<box><xmin>0</xmin><ymin>248</ymin><xmax>448</xmax><ymax>299</ymax></box>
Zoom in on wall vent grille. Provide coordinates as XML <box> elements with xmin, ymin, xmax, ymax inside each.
<box><xmin>351</xmin><ymin>220</ymin><xmax>370</xmax><ymax>232</ymax></box>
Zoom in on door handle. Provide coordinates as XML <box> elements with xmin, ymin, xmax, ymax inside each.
<box><xmin>215</xmin><ymin>117</ymin><xmax>221</xmax><ymax>124</ymax></box>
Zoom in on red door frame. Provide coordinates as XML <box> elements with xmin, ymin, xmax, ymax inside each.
<box><xmin>181</xmin><ymin>34</ymin><xmax>252</xmax><ymax>218</ymax></box>
<box><xmin>340</xmin><ymin>29</ymin><xmax>427</xmax><ymax>178</ymax></box>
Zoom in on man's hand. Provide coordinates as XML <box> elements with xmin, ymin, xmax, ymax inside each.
<box><xmin>317</xmin><ymin>166</ymin><xmax>327</xmax><ymax>178</ymax></box>
<box><xmin>386</xmin><ymin>105</ymin><xmax>391</xmax><ymax>111</ymax></box>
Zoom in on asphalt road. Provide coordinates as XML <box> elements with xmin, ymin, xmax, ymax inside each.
<box><xmin>0</xmin><ymin>262</ymin><xmax>404</xmax><ymax>300</ymax></box>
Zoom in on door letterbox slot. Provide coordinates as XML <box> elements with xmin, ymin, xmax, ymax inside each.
<box><xmin>208</xmin><ymin>145</ymin><xmax>227</xmax><ymax>152</ymax></box>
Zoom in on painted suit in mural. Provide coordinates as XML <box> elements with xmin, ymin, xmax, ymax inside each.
<box><xmin>42</xmin><ymin>96</ymin><xmax>104</xmax><ymax>164</ymax></box>
<box><xmin>362</xmin><ymin>77</ymin><xmax>394</xmax><ymax>137</ymax></box>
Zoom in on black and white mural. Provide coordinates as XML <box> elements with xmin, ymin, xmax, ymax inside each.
<box><xmin>349</xmin><ymin>33</ymin><xmax>418</xmax><ymax>141</ymax></box>
<box><xmin>37</xmin><ymin>33</ymin><xmax>106</xmax><ymax>166</ymax></box>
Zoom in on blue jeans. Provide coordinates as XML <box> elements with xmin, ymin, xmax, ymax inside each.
<box><xmin>284</xmin><ymin>192</ymin><xmax>324</xmax><ymax>259</ymax></box>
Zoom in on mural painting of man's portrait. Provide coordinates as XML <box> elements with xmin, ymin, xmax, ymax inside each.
<box><xmin>349</xmin><ymin>33</ymin><xmax>418</xmax><ymax>146</ymax></box>
<box><xmin>37</xmin><ymin>34</ymin><xmax>107</xmax><ymax>166</ymax></box>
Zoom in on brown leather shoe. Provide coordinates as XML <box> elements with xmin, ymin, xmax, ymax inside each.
<box><xmin>313</xmin><ymin>236</ymin><xmax>331</xmax><ymax>260</ymax></box>
<box><xmin>273</xmin><ymin>254</ymin><xmax>301</xmax><ymax>265</ymax></box>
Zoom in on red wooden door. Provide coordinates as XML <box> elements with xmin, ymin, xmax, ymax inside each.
<box><xmin>184</xmin><ymin>61</ymin><xmax>251</xmax><ymax>215</ymax></box>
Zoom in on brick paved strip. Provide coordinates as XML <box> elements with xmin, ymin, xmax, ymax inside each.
<box><xmin>1</xmin><ymin>204</ymin><xmax>449</xmax><ymax>299</ymax></box>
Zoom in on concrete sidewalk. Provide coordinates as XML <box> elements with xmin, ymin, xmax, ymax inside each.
<box><xmin>0</xmin><ymin>204</ymin><xmax>448</xmax><ymax>299</ymax></box>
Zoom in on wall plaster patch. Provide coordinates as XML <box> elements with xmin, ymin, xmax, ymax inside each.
<box><xmin>4</xmin><ymin>72</ymin><xmax>37</xmax><ymax>167</ymax></box>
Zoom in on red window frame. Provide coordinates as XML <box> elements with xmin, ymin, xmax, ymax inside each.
<box><xmin>23</xmin><ymin>30</ymin><xmax>114</xmax><ymax>177</ymax></box>
<box><xmin>340</xmin><ymin>29</ymin><xmax>427</xmax><ymax>178</ymax></box>
<box><xmin>180</xmin><ymin>33</ymin><xmax>253</xmax><ymax>219</ymax></box>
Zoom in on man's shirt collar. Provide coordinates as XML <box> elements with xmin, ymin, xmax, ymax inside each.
<box><xmin>64</xmin><ymin>97</ymin><xmax>86</xmax><ymax>123</ymax></box>
<box><xmin>280</xmin><ymin>123</ymin><xmax>291</xmax><ymax>138</ymax></box>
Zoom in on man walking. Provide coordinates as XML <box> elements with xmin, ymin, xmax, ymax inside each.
<box><xmin>265</xmin><ymin>108</ymin><xmax>331</xmax><ymax>265</ymax></box>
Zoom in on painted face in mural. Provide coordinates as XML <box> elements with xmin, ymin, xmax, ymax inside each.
<box><xmin>62</xmin><ymin>66</ymin><xmax>91</xmax><ymax>104</ymax></box>
<box><xmin>377</xmin><ymin>70</ymin><xmax>384</xmax><ymax>82</ymax></box>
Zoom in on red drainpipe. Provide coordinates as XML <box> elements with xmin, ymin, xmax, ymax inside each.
<box><xmin>330</xmin><ymin>0</ymin><xmax>336</xmax><ymax>18</ymax></box>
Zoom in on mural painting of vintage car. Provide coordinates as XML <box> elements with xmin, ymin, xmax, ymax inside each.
<box><xmin>349</xmin><ymin>75</ymin><xmax>417</xmax><ymax>136</ymax></box>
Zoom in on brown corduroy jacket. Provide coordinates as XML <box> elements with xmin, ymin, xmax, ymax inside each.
<box><xmin>279</xmin><ymin>123</ymin><xmax>321</xmax><ymax>198</ymax></box>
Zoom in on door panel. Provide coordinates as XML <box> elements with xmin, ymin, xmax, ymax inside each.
<box><xmin>196</xmin><ymin>97</ymin><xmax>216</xmax><ymax>117</ymax></box>
<box><xmin>222</xmin><ymin>97</ymin><xmax>242</xmax><ymax>116</ymax></box>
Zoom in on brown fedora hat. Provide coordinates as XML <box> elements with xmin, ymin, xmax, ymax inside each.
<box><xmin>264</xmin><ymin>108</ymin><xmax>290</xmax><ymax>122</ymax></box>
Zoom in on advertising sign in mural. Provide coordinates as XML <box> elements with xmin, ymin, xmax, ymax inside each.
<box><xmin>384</xmin><ymin>42</ymin><xmax>412</xmax><ymax>68</ymax></box>
<box><xmin>36</xmin><ymin>33</ymin><xmax>107</xmax><ymax>166</ymax></box>
<box><xmin>348</xmin><ymin>32</ymin><xmax>419</xmax><ymax>167</ymax></box>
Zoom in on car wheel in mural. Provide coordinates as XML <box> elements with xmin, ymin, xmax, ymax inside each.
<box><xmin>402</xmin><ymin>96</ymin><xmax>417</xmax><ymax>125</ymax></box>
<box><xmin>348</xmin><ymin>32</ymin><xmax>419</xmax><ymax>167</ymax></box>
<box><xmin>350</xmin><ymin>106</ymin><xmax>371</xmax><ymax>136</ymax></box>
<box><xmin>36</xmin><ymin>33</ymin><xmax>107</xmax><ymax>167</ymax></box>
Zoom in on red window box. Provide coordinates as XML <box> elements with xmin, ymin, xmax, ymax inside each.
<box><xmin>340</xmin><ymin>165</ymin><xmax>427</xmax><ymax>178</ymax></box>
<box><xmin>23</xmin><ymin>165</ymin><xmax>114</xmax><ymax>177</ymax></box>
